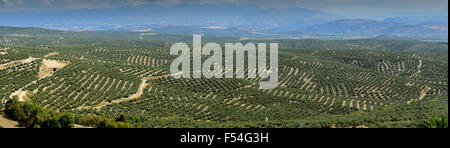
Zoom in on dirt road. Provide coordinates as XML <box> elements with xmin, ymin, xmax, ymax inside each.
<box><xmin>0</xmin><ymin>114</ymin><xmax>21</xmax><ymax>128</ymax></box>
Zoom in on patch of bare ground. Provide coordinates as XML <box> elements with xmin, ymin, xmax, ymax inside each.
<box><xmin>417</xmin><ymin>60</ymin><xmax>423</xmax><ymax>73</ymax></box>
<box><xmin>10</xmin><ymin>79</ymin><xmax>39</xmax><ymax>101</ymax></box>
<box><xmin>0</xmin><ymin>114</ymin><xmax>21</xmax><ymax>128</ymax></box>
<box><xmin>0</xmin><ymin>47</ymin><xmax>8</xmax><ymax>55</ymax></box>
<box><xmin>38</xmin><ymin>59</ymin><xmax>70</xmax><ymax>79</ymax></box>
<box><xmin>74</xmin><ymin>124</ymin><xmax>92</xmax><ymax>128</ymax></box>
<box><xmin>10</xmin><ymin>90</ymin><xmax>32</xmax><ymax>102</ymax></box>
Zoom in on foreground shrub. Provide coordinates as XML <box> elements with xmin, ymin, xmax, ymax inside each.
<box><xmin>4</xmin><ymin>98</ymin><xmax>132</xmax><ymax>128</ymax></box>
<box><xmin>420</xmin><ymin>115</ymin><xmax>448</xmax><ymax>128</ymax></box>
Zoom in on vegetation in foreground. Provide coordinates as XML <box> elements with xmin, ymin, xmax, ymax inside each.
<box><xmin>420</xmin><ymin>115</ymin><xmax>449</xmax><ymax>128</ymax></box>
<box><xmin>3</xmin><ymin>98</ymin><xmax>132</xmax><ymax>128</ymax></box>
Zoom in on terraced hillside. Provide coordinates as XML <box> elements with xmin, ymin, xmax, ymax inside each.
<box><xmin>0</xmin><ymin>43</ymin><xmax>448</xmax><ymax>128</ymax></box>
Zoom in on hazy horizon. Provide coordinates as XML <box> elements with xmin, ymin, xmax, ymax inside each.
<box><xmin>0</xmin><ymin>0</ymin><xmax>448</xmax><ymax>40</ymax></box>
<box><xmin>0</xmin><ymin>0</ymin><xmax>448</xmax><ymax>17</ymax></box>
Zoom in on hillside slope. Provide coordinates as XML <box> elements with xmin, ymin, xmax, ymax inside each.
<box><xmin>0</xmin><ymin>43</ymin><xmax>447</xmax><ymax>128</ymax></box>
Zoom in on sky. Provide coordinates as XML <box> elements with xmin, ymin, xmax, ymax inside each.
<box><xmin>0</xmin><ymin>0</ymin><xmax>448</xmax><ymax>17</ymax></box>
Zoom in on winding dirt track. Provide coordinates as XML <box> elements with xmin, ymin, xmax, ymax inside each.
<box><xmin>90</xmin><ymin>79</ymin><xmax>148</xmax><ymax>110</ymax></box>
<box><xmin>408</xmin><ymin>86</ymin><xmax>431</xmax><ymax>104</ymax></box>
<box><xmin>78</xmin><ymin>74</ymin><xmax>174</xmax><ymax>110</ymax></box>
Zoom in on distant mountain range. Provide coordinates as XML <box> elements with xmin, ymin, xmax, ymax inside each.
<box><xmin>1</xmin><ymin>26</ymin><xmax>447</xmax><ymax>54</ymax></box>
<box><xmin>302</xmin><ymin>19</ymin><xmax>448</xmax><ymax>40</ymax></box>
<box><xmin>0</xmin><ymin>4</ymin><xmax>447</xmax><ymax>41</ymax></box>
<box><xmin>0</xmin><ymin>4</ymin><xmax>335</xmax><ymax>31</ymax></box>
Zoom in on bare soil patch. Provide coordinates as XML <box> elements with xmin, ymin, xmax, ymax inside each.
<box><xmin>0</xmin><ymin>114</ymin><xmax>21</xmax><ymax>128</ymax></box>
<box><xmin>10</xmin><ymin>90</ymin><xmax>32</xmax><ymax>102</ymax></box>
<box><xmin>38</xmin><ymin>59</ymin><xmax>70</xmax><ymax>79</ymax></box>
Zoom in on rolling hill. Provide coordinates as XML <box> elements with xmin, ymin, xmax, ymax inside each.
<box><xmin>1</xmin><ymin>26</ymin><xmax>448</xmax><ymax>53</ymax></box>
<box><xmin>0</xmin><ymin>35</ymin><xmax>447</xmax><ymax>128</ymax></box>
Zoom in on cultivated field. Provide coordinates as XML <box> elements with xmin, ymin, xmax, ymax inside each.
<box><xmin>0</xmin><ymin>42</ymin><xmax>448</xmax><ymax>128</ymax></box>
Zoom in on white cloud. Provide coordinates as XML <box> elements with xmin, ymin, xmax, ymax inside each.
<box><xmin>202</xmin><ymin>26</ymin><xmax>227</xmax><ymax>29</ymax></box>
